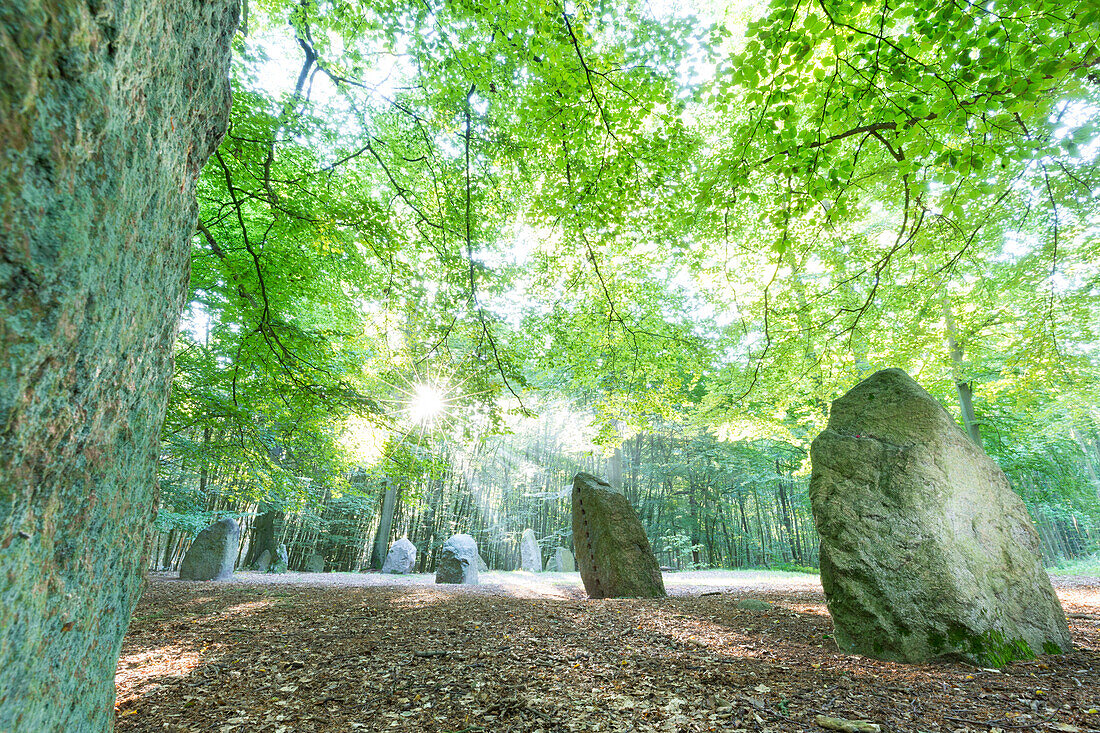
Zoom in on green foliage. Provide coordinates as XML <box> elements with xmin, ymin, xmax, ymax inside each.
<box><xmin>155</xmin><ymin>0</ymin><xmax>1100</xmax><ymax>573</ymax></box>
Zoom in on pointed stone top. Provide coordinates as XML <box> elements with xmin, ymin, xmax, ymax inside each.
<box><xmin>827</xmin><ymin>368</ymin><xmax>961</xmax><ymax>447</ymax></box>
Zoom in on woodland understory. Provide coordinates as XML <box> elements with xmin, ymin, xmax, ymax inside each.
<box><xmin>114</xmin><ymin>572</ymin><xmax>1100</xmax><ymax>733</ymax></box>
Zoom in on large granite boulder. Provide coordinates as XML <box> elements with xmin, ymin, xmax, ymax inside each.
<box><xmin>572</xmin><ymin>473</ymin><xmax>665</xmax><ymax>598</ymax></box>
<box><xmin>520</xmin><ymin>529</ymin><xmax>543</xmax><ymax>572</ymax></box>
<box><xmin>382</xmin><ymin>537</ymin><xmax>417</xmax><ymax>574</ymax></box>
<box><xmin>179</xmin><ymin>519</ymin><xmax>240</xmax><ymax>581</ymax></box>
<box><xmin>0</xmin><ymin>2</ymin><xmax>237</xmax><ymax>727</ymax></box>
<box><xmin>810</xmin><ymin>368</ymin><xmax>1071</xmax><ymax>666</ymax></box>
<box><xmin>435</xmin><ymin>534</ymin><xmax>479</xmax><ymax>584</ymax></box>
<box><xmin>304</xmin><ymin>554</ymin><xmax>325</xmax><ymax>573</ymax></box>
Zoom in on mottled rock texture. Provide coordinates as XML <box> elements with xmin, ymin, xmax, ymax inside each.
<box><xmin>0</xmin><ymin>1</ymin><xmax>237</xmax><ymax>728</ymax></box>
<box><xmin>520</xmin><ymin>528</ymin><xmax>542</xmax><ymax>572</ymax></box>
<box><xmin>572</xmin><ymin>473</ymin><xmax>665</xmax><ymax>599</ymax></box>
<box><xmin>381</xmin><ymin>537</ymin><xmax>416</xmax><ymax>574</ymax></box>
<box><xmin>810</xmin><ymin>368</ymin><xmax>1071</xmax><ymax>666</ymax></box>
<box><xmin>550</xmin><ymin>546</ymin><xmax>575</xmax><ymax>572</ymax></box>
<box><xmin>435</xmin><ymin>534</ymin><xmax>479</xmax><ymax>584</ymax></box>
<box><xmin>178</xmin><ymin>518</ymin><xmax>239</xmax><ymax>581</ymax></box>
<box><xmin>303</xmin><ymin>553</ymin><xmax>325</xmax><ymax>573</ymax></box>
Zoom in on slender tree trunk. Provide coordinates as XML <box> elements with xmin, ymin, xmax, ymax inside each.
<box><xmin>943</xmin><ymin>297</ymin><xmax>983</xmax><ymax>447</ymax></box>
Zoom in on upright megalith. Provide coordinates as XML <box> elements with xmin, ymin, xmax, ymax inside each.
<box><xmin>550</xmin><ymin>547</ymin><xmax>575</xmax><ymax>572</ymax></box>
<box><xmin>272</xmin><ymin>544</ymin><xmax>289</xmax><ymax>574</ymax></box>
<box><xmin>572</xmin><ymin>473</ymin><xmax>665</xmax><ymax>598</ymax></box>
<box><xmin>179</xmin><ymin>519</ymin><xmax>240</xmax><ymax>581</ymax></box>
<box><xmin>435</xmin><ymin>534</ymin><xmax>479</xmax><ymax>584</ymax></box>
<box><xmin>520</xmin><ymin>528</ymin><xmax>543</xmax><ymax>572</ymax></box>
<box><xmin>0</xmin><ymin>2</ymin><xmax>237</xmax><ymax>729</ymax></box>
<box><xmin>254</xmin><ymin>549</ymin><xmax>273</xmax><ymax>572</ymax></box>
<box><xmin>382</xmin><ymin>537</ymin><xmax>417</xmax><ymax>574</ymax></box>
<box><xmin>304</xmin><ymin>554</ymin><xmax>325</xmax><ymax>573</ymax></box>
<box><xmin>810</xmin><ymin>368</ymin><xmax>1071</xmax><ymax>666</ymax></box>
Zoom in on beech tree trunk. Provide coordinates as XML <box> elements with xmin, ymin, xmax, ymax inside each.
<box><xmin>0</xmin><ymin>1</ymin><xmax>237</xmax><ymax>728</ymax></box>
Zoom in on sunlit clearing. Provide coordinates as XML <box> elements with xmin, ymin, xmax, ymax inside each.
<box><xmin>408</xmin><ymin>382</ymin><xmax>446</xmax><ymax>424</ymax></box>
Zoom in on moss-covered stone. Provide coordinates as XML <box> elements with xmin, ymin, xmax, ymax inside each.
<box><xmin>0</xmin><ymin>1</ymin><xmax>237</xmax><ymax>728</ymax></box>
<box><xmin>809</xmin><ymin>369</ymin><xmax>1071</xmax><ymax>667</ymax></box>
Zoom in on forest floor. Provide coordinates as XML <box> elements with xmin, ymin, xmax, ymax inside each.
<box><xmin>115</xmin><ymin>570</ymin><xmax>1100</xmax><ymax>733</ymax></box>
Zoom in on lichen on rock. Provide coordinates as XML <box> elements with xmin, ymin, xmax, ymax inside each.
<box><xmin>809</xmin><ymin>368</ymin><xmax>1071</xmax><ymax>666</ymax></box>
<box><xmin>0</xmin><ymin>1</ymin><xmax>238</xmax><ymax>728</ymax></box>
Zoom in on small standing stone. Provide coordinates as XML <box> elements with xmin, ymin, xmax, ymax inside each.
<box><xmin>552</xmin><ymin>547</ymin><xmax>575</xmax><ymax>572</ymax></box>
<box><xmin>477</xmin><ymin>553</ymin><xmax>488</xmax><ymax>572</ymax></box>
<box><xmin>253</xmin><ymin>548</ymin><xmax>272</xmax><ymax>572</ymax></box>
<box><xmin>179</xmin><ymin>518</ymin><xmax>239</xmax><ymax>581</ymax></box>
<box><xmin>572</xmin><ymin>473</ymin><xmax>665</xmax><ymax>598</ymax></box>
<box><xmin>520</xmin><ymin>529</ymin><xmax>542</xmax><ymax>572</ymax></box>
<box><xmin>304</xmin><ymin>554</ymin><xmax>325</xmax><ymax>573</ymax></box>
<box><xmin>435</xmin><ymin>534</ymin><xmax>479</xmax><ymax>585</ymax></box>
<box><xmin>271</xmin><ymin>543</ymin><xmax>289</xmax><ymax>574</ymax></box>
<box><xmin>382</xmin><ymin>537</ymin><xmax>417</xmax><ymax>574</ymax></box>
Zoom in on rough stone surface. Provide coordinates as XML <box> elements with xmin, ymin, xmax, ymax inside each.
<box><xmin>304</xmin><ymin>554</ymin><xmax>325</xmax><ymax>573</ymax></box>
<box><xmin>254</xmin><ymin>550</ymin><xmax>273</xmax><ymax>573</ymax></box>
<box><xmin>810</xmin><ymin>368</ymin><xmax>1071</xmax><ymax>666</ymax></box>
<box><xmin>435</xmin><ymin>534</ymin><xmax>479</xmax><ymax>585</ymax></box>
<box><xmin>572</xmin><ymin>473</ymin><xmax>665</xmax><ymax>598</ymax></box>
<box><xmin>381</xmin><ymin>538</ymin><xmax>417</xmax><ymax>574</ymax></box>
<box><xmin>737</xmin><ymin>598</ymin><xmax>772</xmax><ymax>611</ymax></box>
<box><xmin>477</xmin><ymin>552</ymin><xmax>489</xmax><ymax>572</ymax></box>
<box><xmin>520</xmin><ymin>528</ymin><xmax>543</xmax><ymax>572</ymax></box>
<box><xmin>179</xmin><ymin>519</ymin><xmax>239</xmax><ymax>581</ymax></box>
<box><xmin>549</xmin><ymin>547</ymin><xmax>575</xmax><ymax>572</ymax></box>
<box><xmin>0</xmin><ymin>2</ymin><xmax>237</xmax><ymax>729</ymax></box>
<box><xmin>271</xmin><ymin>544</ymin><xmax>289</xmax><ymax>574</ymax></box>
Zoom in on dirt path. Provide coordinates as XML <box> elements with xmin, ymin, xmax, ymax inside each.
<box><xmin>115</xmin><ymin>571</ymin><xmax>1100</xmax><ymax>732</ymax></box>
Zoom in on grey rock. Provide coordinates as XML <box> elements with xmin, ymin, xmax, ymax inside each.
<box><xmin>382</xmin><ymin>538</ymin><xmax>417</xmax><ymax>574</ymax></box>
<box><xmin>304</xmin><ymin>554</ymin><xmax>325</xmax><ymax>573</ymax></box>
<box><xmin>435</xmin><ymin>534</ymin><xmax>479</xmax><ymax>584</ymax></box>
<box><xmin>572</xmin><ymin>473</ymin><xmax>665</xmax><ymax>598</ymax></box>
<box><xmin>254</xmin><ymin>549</ymin><xmax>273</xmax><ymax>573</ymax></box>
<box><xmin>271</xmin><ymin>544</ymin><xmax>289</xmax><ymax>574</ymax></box>
<box><xmin>737</xmin><ymin>599</ymin><xmax>772</xmax><ymax>611</ymax></box>
<box><xmin>549</xmin><ymin>547</ymin><xmax>575</xmax><ymax>572</ymax></box>
<box><xmin>0</xmin><ymin>1</ymin><xmax>237</xmax><ymax>727</ymax></box>
<box><xmin>179</xmin><ymin>519</ymin><xmax>240</xmax><ymax>581</ymax></box>
<box><xmin>810</xmin><ymin>368</ymin><xmax>1071</xmax><ymax>666</ymax></box>
<box><xmin>520</xmin><ymin>529</ymin><xmax>543</xmax><ymax>572</ymax></box>
<box><xmin>477</xmin><ymin>553</ymin><xmax>489</xmax><ymax>572</ymax></box>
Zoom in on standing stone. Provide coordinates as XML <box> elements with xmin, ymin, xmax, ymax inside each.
<box><xmin>477</xmin><ymin>552</ymin><xmax>489</xmax><ymax>572</ymax></box>
<box><xmin>435</xmin><ymin>534</ymin><xmax>479</xmax><ymax>585</ymax></box>
<box><xmin>271</xmin><ymin>543</ymin><xmax>289</xmax><ymax>574</ymax></box>
<box><xmin>520</xmin><ymin>528</ymin><xmax>542</xmax><ymax>572</ymax></box>
<box><xmin>553</xmin><ymin>547</ymin><xmax>576</xmax><ymax>572</ymax></box>
<box><xmin>810</xmin><ymin>368</ymin><xmax>1071</xmax><ymax>666</ymax></box>
<box><xmin>179</xmin><ymin>519</ymin><xmax>239</xmax><ymax>581</ymax></box>
<box><xmin>572</xmin><ymin>473</ymin><xmax>665</xmax><ymax>598</ymax></box>
<box><xmin>304</xmin><ymin>554</ymin><xmax>325</xmax><ymax>573</ymax></box>
<box><xmin>381</xmin><ymin>537</ymin><xmax>417</xmax><ymax>574</ymax></box>
<box><xmin>0</xmin><ymin>2</ymin><xmax>237</xmax><ymax>728</ymax></box>
<box><xmin>254</xmin><ymin>549</ymin><xmax>273</xmax><ymax>573</ymax></box>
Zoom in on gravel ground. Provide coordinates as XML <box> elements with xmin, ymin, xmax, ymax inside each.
<box><xmin>148</xmin><ymin>568</ymin><xmax>826</xmax><ymax>600</ymax></box>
